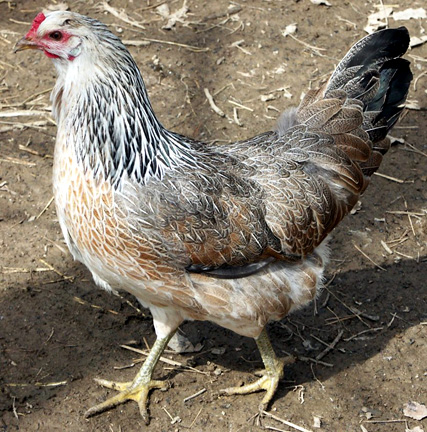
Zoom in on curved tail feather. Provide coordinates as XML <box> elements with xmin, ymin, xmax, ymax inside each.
<box><xmin>273</xmin><ymin>27</ymin><xmax>413</xmax><ymax>251</ymax></box>
<box><xmin>325</xmin><ymin>27</ymin><xmax>412</xmax><ymax>178</ymax></box>
<box><xmin>293</xmin><ymin>27</ymin><xmax>412</xmax><ymax>191</ymax></box>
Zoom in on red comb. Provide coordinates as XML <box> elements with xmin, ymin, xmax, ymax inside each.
<box><xmin>26</xmin><ymin>12</ymin><xmax>46</xmax><ymax>38</ymax></box>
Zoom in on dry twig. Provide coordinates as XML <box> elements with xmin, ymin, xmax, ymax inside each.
<box><xmin>100</xmin><ymin>1</ymin><xmax>146</xmax><ymax>30</ymax></box>
<box><xmin>37</xmin><ymin>196</ymin><xmax>54</xmax><ymax>219</ymax></box>
<box><xmin>183</xmin><ymin>387</ymin><xmax>206</xmax><ymax>402</ymax></box>
<box><xmin>39</xmin><ymin>259</ymin><xmax>74</xmax><ymax>281</ymax></box>
<box><xmin>315</xmin><ymin>330</ymin><xmax>344</xmax><ymax>361</ymax></box>
<box><xmin>262</xmin><ymin>410</ymin><xmax>314</xmax><ymax>432</ymax></box>
<box><xmin>120</xmin><ymin>344</ymin><xmax>208</xmax><ymax>375</ymax></box>
<box><xmin>353</xmin><ymin>243</ymin><xmax>386</xmax><ymax>271</ymax></box>
<box><xmin>373</xmin><ymin>172</ymin><xmax>406</xmax><ymax>183</ymax></box>
<box><xmin>73</xmin><ymin>296</ymin><xmax>119</xmax><ymax>315</ymax></box>
<box><xmin>204</xmin><ymin>88</ymin><xmax>225</xmax><ymax>117</ymax></box>
<box><xmin>0</xmin><ymin>156</ymin><xmax>36</xmax><ymax>167</ymax></box>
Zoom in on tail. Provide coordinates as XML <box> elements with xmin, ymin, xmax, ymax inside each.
<box><xmin>281</xmin><ymin>27</ymin><xmax>412</xmax><ymax>202</ymax></box>
<box><xmin>273</xmin><ymin>27</ymin><xmax>412</xmax><ymax>248</ymax></box>
<box><xmin>325</xmin><ymin>26</ymin><xmax>412</xmax><ymax>178</ymax></box>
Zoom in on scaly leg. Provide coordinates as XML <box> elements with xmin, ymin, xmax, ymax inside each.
<box><xmin>220</xmin><ymin>328</ymin><xmax>295</xmax><ymax>410</ymax></box>
<box><xmin>85</xmin><ymin>332</ymin><xmax>174</xmax><ymax>424</ymax></box>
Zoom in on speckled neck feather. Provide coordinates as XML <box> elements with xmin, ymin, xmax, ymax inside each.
<box><xmin>72</xmin><ymin>58</ymin><xmax>197</xmax><ymax>188</ymax></box>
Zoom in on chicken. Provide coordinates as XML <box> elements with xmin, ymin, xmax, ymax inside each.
<box><xmin>15</xmin><ymin>11</ymin><xmax>412</xmax><ymax>423</ymax></box>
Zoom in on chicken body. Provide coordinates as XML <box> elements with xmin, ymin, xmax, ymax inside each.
<box><xmin>16</xmin><ymin>11</ymin><xmax>412</xmax><ymax>421</ymax></box>
<box><xmin>53</xmin><ymin>105</ymin><xmax>329</xmax><ymax>339</ymax></box>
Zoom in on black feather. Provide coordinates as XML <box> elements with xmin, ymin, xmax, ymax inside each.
<box><xmin>330</xmin><ymin>27</ymin><xmax>410</xmax><ymax>82</ymax></box>
<box><xmin>326</xmin><ymin>27</ymin><xmax>412</xmax><ymax>145</ymax></box>
<box><xmin>186</xmin><ymin>258</ymin><xmax>275</xmax><ymax>279</ymax></box>
<box><xmin>369</xmin><ymin>58</ymin><xmax>412</xmax><ymax>129</ymax></box>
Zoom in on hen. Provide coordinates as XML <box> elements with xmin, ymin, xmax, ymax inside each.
<box><xmin>15</xmin><ymin>11</ymin><xmax>412</xmax><ymax>422</ymax></box>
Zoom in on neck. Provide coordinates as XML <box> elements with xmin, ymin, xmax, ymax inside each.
<box><xmin>52</xmin><ymin>47</ymin><xmax>194</xmax><ymax>188</ymax></box>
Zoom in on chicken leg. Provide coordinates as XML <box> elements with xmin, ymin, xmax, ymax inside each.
<box><xmin>220</xmin><ymin>328</ymin><xmax>295</xmax><ymax>410</ymax></box>
<box><xmin>85</xmin><ymin>332</ymin><xmax>175</xmax><ymax>423</ymax></box>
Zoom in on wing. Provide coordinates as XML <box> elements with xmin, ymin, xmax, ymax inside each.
<box><xmin>120</xmin><ymin>149</ymin><xmax>288</xmax><ymax>275</ymax></box>
<box><xmin>225</xmin><ymin>121</ymin><xmax>365</xmax><ymax>258</ymax></box>
<box><xmin>120</xmin><ymin>120</ymin><xmax>354</xmax><ymax>277</ymax></box>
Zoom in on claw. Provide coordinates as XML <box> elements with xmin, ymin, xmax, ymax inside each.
<box><xmin>220</xmin><ymin>368</ymin><xmax>282</xmax><ymax>411</ymax></box>
<box><xmin>85</xmin><ymin>377</ymin><xmax>169</xmax><ymax>423</ymax></box>
<box><xmin>85</xmin><ymin>334</ymin><xmax>175</xmax><ymax>423</ymax></box>
<box><xmin>220</xmin><ymin>329</ymin><xmax>295</xmax><ymax>411</ymax></box>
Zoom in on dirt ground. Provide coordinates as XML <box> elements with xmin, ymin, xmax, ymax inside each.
<box><xmin>1</xmin><ymin>1</ymin><xmax>426</xmax><ymax>431</ymax></box>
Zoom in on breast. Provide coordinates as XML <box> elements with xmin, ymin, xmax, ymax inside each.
<box><xmin>52</xmin><ymin>130</ymin><xmax>189</xmax><ymax>304</ymax></box>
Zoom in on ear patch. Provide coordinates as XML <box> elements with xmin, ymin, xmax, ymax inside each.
<box><xmin>26</xmin><ymin>12</ymin><xmax>46</xmax><ymax>38</ymax></box>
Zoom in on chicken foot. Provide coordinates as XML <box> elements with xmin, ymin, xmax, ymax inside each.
<box><xmin>220</xmin><ymin>328</ymin><xmax>295</xmax><ymax>411</ymax></box>
<box><xmin>85</xmin><ymin>332</ymin><xmax>174</xmax><ymax>423</ymax></box>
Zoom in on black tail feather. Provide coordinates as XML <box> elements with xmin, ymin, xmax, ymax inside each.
<box><xmin>329</xmin><ymin>27</ymin><xmax>410</xmax><ymax>84</ymax></box>
<box><xmin>327</xmin><ymin>27</ymin><xmax>412</xmax><ymax>143</ymax></box>
<box><xmin>369</xmin><ymin>58</ymin><xmax>412</xmax><ymax>130</ymax></box>
<box><xmin>323</xmin><ymin>27</ymin><xmax>412</xmax><ymax>180</ymax></box>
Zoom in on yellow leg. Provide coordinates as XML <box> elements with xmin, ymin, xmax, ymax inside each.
<box><xmin>220</xmin><ymin>328</ymin><xmax>295</xmax><ymax>410</ymax></box>
<box><xmin>85</xmin><ymin>332</ymin><xmax>174</xmax><ymax>424</ymax></box>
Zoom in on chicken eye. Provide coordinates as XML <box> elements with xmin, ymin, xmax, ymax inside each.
<box><xmin>49</xmin><ymin>31</ymin><xmax>63</xmax><ymax>41</ymax></box>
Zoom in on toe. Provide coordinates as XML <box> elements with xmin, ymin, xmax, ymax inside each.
<box><xmin>220</xmin><ymin>375</ymin><xmax>270</xmax><ymax>396</ymax></box>
<box><xmin>259</xmin><ymin>375</ymin><xmax>280</xmax><ymax>410</ymax></box>
<box><xmin>85</xmin><ymin>391</ymin><xmax>131</xmax><ymax>418</ymax></box>
<box><xmin>93</xmin><ymin>378</ymin><xmax>131</xmax><ymax>392</ymax></box>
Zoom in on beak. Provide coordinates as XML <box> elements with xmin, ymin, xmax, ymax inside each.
<box><xmin>13</xmin><ymin>36</ymin><xmax>39</xmax><ymax>53</ymax></box>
